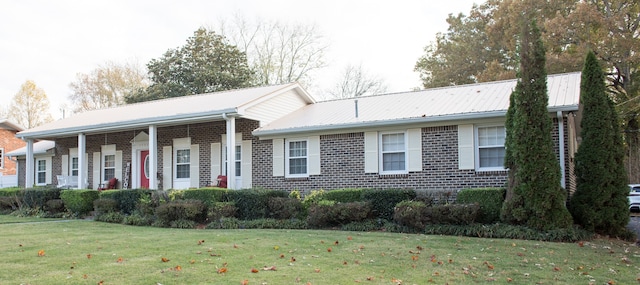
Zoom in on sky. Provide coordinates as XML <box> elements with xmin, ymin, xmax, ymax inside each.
<box><xmin>0</xmin><ymin>0</ymin><xmax>478</xmax><ymax>119</ymax></box>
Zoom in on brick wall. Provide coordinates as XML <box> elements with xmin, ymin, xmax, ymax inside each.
<box><xmin>0</xmin><ymin>128</ymin><xmax>25</xmax><ymax>175</ymax></box>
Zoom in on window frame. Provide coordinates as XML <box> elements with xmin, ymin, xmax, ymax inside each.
<box><xmin>378</xmin><ymin>131</ymin><xmax>408</xmax><ymax>175</ymax></box>
<box><xmin>285</xmin><ymin>138</ymin><xmax>309</xmax><ymax>178</ymax></box>
<box><xmin>102</xmin><ymin>154</ymin><xmax>116</xmax><ymax>181</ymax></box>
<box><xmin>36</xmin><ymin>159</ymin><xmax>47</xmax><ymax>185</ymax></box>
<box><xmin>70</xmin><ymin>156</ymin><xmax>79</xmax><ymax>177</ymax></box>
<box><xmin>174</xmin><ymin>148</ymin><xmax>191</xmax><ymax>180</ymax></box>
<box><xmin>474</xmin><ymin>124</ymin><xmax>506</xmax><ymax>171</ymax></box>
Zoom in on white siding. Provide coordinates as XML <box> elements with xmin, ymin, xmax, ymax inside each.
<box><xmin>244</xmin><ymin>90</ymin><xmax>310</xmax><ymax>126</ymax></box>
<box><xmin>458</xmin><ymin>124</ymin><xmax>475</xmax><ymax>169</ymax></box>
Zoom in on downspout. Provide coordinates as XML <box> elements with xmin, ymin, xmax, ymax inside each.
<box><xmin>557</xmin><ymin>111</ymin><xmax>566</xmax><ymax>189</ymax></box>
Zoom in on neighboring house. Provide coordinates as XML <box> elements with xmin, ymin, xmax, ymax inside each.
<box><xmin>13</xmin><ymin>72</ymin><xmax>582</xmax><ymax>194</ymax></box>
<box><xmin>0</xmin><ymin>119</ymin><xmax>26</xmax><ymax>187</ymax></box>
<box><xmin>6</xmin><ymin>140</ymin><xmax>56</xmax><ymax>187</ymax></box>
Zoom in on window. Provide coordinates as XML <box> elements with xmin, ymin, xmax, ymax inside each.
<box><xmin>286</xmin><ymin>140</ymin><xmax>307</xmax><ymax>177</ymax></box>
<box><xmin>380</xmin><ymin>132</ymin><xmax>407</xmax><ymax>174</ymax></box>
<box><xmin>0</xmin><ymin>148</ymin><xmax>4</xmax><ymax>169</ymax></box>
<box><xmin>103</xmin><ymin>154</ymin><xmax>115</xmax><ymax>180</ymax></box>
<box><xmin>36</xmin><ymin>159</ymin><xmax>46</xmax><ymax>185</ymax></box>
<box><xmin>223</xmin><ymin>145</ymin><xmax>242</xmax><ymax>177</ymax></box>
<box><xmin>476</xmin><ymin>125</ymin><xmax>506</xmax><ymax>170</ymax></box>
<box><xmin>175</xmin><ymin>149</ymin><xmax>190</xmax><ymax>179</ymax></box>
<box><xmin>71</xmin><ymin>157</ymin><xmax>79</xmax><ymax>176</ymax></box>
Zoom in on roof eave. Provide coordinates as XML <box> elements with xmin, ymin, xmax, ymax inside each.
<box><xmin>253</xmin><ymin>104</ymin><xmax>579</xmax><ymax>138</ymax></box>
<box><xmin>17</xmin><ymin>109</ymin><xmax>239</xmax><ymax>139</ymax></box>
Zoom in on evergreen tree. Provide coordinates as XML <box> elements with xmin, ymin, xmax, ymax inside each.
<box><xmin>569</xmin><ymin>51</ymin><xmax>630</xmax><ymax>236</ymax></box>
<box><xmin>500</xmin><ymin>20</ymin><xmax>573</xmax><ymax>230</ymax></box>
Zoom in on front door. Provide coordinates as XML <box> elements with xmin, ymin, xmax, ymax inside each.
<box><xmin>140</xmin><ymin>150</ymin><xmax>150</xmax><ymax>188</ymax></box>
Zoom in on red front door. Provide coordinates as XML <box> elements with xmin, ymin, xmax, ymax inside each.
<box><xmin>140</xmin><ymin>150</ymin><xmax>149</xmax><ymax>189</ymax></box>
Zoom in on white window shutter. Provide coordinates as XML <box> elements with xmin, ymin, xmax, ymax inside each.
<box><xmin>61</xmin><ymin>154</ymin><xmax>69</xmax><ymax>176</ymax></box>
<box><xmin>92</xmin><ymin>152</ymin><xmax>101</xmax><ymax>189</ymax></box>
<box><xmin>364</xmin><ymin>132</ymin><xmax>378</xmax><ymax>173</ymax></box>
<box><xmin>190</xmin><ymin>144</ymin><xmax>199</xmax><ymax>188</ymax></box>
<box><xmin>308</xmin><ymin>136</ymin><xmax>321</xmax><ymax>175</ymax></box>
<box><xmin>45</xmin><ymin>157</ymin><xmax>52</xmax><ymax>184</ymax></box>
<box><xmin>211</xmin><ymin>143</ymin><xmax>221</xmax><ymax>182</ymax></box>
<box><xmin>407</xmin><ymin>128</ymin><xmax>422</xmax><ymax>172</ymax></box>
<box><xmin>242</xmin><ymin>140</ymin><xmax>252</xmax><ymax>188</ymax></box>
<box><xmin>458</xmin><ymin>124</ymin><xmax>475</xmax><ymax>169</ymax></box>
<box><xmin>115</xmin><ymin>150</ymin><xmax>123</xmax><ymax>181</ymax></box>
<box><xmin>273</xmin><ymin>139</ymin><xmax>284</xmax><ymax>176</ymax></box>
<box><xmin>162</xmin><ymin>146</ymin><xmax>172</xmax><ymax>190</ymax></box>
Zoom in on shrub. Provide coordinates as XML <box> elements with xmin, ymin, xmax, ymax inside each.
<box><xmin>100</xmin><ymin>189</ymin><xmax>151</xmax><ymax>214</ymax></box>
<box><xmin>243</xmin><ymin>218</ymin><xmax>307</xmax><ymax>229</ymax></box>
<box><xmin>301</xmin><ymin>189</ymin><xmax>326</xmax><ymax>208</ymax></box>
<box><xmin>122</xmin><ymin>213</ymin><xmax>153</xmax><ymax>226</ymax></box>
<box><xmin>423</xmin><ymin>204</ymin><xmax>479</xmax><ymax>225</ymax></box>
<box><xmin>0</xmin><ymin>196</ymin><xmax>20</xmax><ymax>213</ymax></box>
<box><xmin>307</xmin><ymin>201</ymin><xmax>371</xmax><ymax>228</ymax></box>
<box><xmin>415</xmin><ymin>190</ymin><xmax>457</xmax><ymax>205</ymax></box>
<box><xmin>0</xmin><ymin>187</ymin><xmax>22</xmax><ymax>197</ymax></box>
<box><xmin>93</xmin><ymin>198</ymin><xmax>119</xmax><ymax>215</ymax></box>
<box><xmin>323</xmin><ymin>188</ymin><xmax>365</xmax><ymax>203</ymax></box>
<box><xmin>170</xmin><ymin>219</ymin><xmax>196</xmax><ymax>229</ymax></box>
<box><xmin>182</xmin><ymin>188</ymin><xmax>228</xmax><ymax>206</ymax></box>
<box><xmin>95</xmin><ymin>212</ymin><xmax>125</xmax><ymax>223</ymax></box>
<box><xmin>267</xmin><ymin>197</ymin><xmax>303</xmax><ymax>219</ymax></box>
<box><xmin>44</xmin><ymin>199</ymin><xmax>65</xmax><ymax>214</ymax></box>
<box><xmin>289</xmin><ymin>190</ymin><xmax>301</xmax><ymax>200</ymax></box>
<box><xmin>208</xmin><ymin>202</ymin><xmax>237</xmax><ymax>221</ymax></box>
<box><xmin>393</xmin><ymin>200</ymin><xmax>428</xmax><ymax>229</ymax></box>
<box><xmin>362</xmin><ymin>188</ymin><xmax>416</xmax><ymax>220</ymax></box>
<box><xmin>60</xmin><ymin>190</ymin><xmax>99</xmax><ymax>215</ymax></box>
<box><xmin>456</xmin><ymin>188</ymin><xmax>505</xmax><ymax>224</ymax></box>
<box><xmin>22</xmin><ymin>187</ymin><xmax>61</xmax><ymax>209</ymax></box>
<box><xmin>224</xmin><ymin>189</ymin><xmax>288</xmax><ymax>220</ymax></box>
<box><xmin>206</xmin><ymin>217</ymin><xmax>241</xmax><ymax>229</ymax></box>
<box><xmin>155</xmin><ymin>199</ymin><xmax>207</xmax><ymax>225</ymax></box>
<box><xmin>341</xmin><ymin>219</ymin><xmax>383</xmax><ymax>232</ymax></box>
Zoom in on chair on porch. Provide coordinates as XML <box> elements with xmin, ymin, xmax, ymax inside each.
<box><xmin>98</xmin><ymin>177</ymin><xmax>118</xmax><ymax>191</ymax></box>
<box><xmin>215</xmin><ymin>175</ymin><xmax>227</xmax><ymax>188</ymax></box>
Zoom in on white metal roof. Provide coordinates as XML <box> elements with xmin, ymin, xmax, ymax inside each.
<box><xmin>253</xmin><ymin>72</ymin><xmax>581</xmax><ymax>137</ymax></box>
<box><xmin>17</xmin><ymin>83</ymin><xmax>313</xmax><ymax>139</ymax></box>
<box><xmin>6</xmin><ymin>140</ymin><xmax>55</xmax><ymax>157</ymax></box>
<box><xmin>0</xmin><ymin>119</ymin><xmax>25</xmax><ymax>131</ymax></box>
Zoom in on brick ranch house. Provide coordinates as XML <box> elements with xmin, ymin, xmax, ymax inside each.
<box><xmin>11</xmin><ymin>72</ymin><xmax>582</xmax><ymax>194</ymax></box>
<box><xmin>0</xmin><ymin>119</ymin><xmax>26</xmax><ymax>187</ymax></box>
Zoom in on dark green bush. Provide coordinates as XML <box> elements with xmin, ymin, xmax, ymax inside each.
<box><xmin>122</xmin><ymin>213</ymin><xmax>154</xmax><ymax>226</ymax></box>
<box><xmin>307</xmin><ymin>201</ymin><xmax>371</xmax><ymax>228</ymax></box>
<box><xmin>208</xmin><ymin>202</ymin><xmax>237</xmax><ymax>221</ymax></box>
<box><xmin>93</xmin><ymin>198</ymin><xmax>119</xmax><ymax>215</ymax></box>
<box><xmin>423</xmin><ymin>204</ymin><xmax>479</xmax><ymax>225</ymax></box>
<box><xmin>224</xmin><ymin>189</ymin><xmax>288</xmax><ymax>220</ymax></box>
<box><xmin>0</xmin><ymin>196</ymin><xmax>19</xmax><ymax>213</ymax></box>
<box><xmin>393</xmin><ymin>200</ymin><xmax>428</xmax><ymax>229</ymax></box>
<box><xmin>100</xmin><ymin>189</ymin><xmax>151</xmax><ymax>214</ymax></box>
<box><xmin>456</xmin><ymin>188</ymin><xmax>505</xmax><ymax>224</ymax></box>
<box><xmin>341</xmin><ymin>219</ymin><xmax>384</xmax><ymax>232</ymax></box>
<box><xmin>94</xmin><ymin>212</ymin><xmax>125</xmax><ymax>223</ymax></box>
<box><xmin>323</xmin><ymin>188</ymin><xmax>365</xmax><ymax>203</ymax></box>
<box><xmin>22</xmin><ymin>187</ymin><xmax>61</xmax><ymax>209</ymax></box>
<box><xmin>362</xmin><ymin>188</ymin><xmax>416</xmax><ymax>220</ymax></box>
<box><xmin>155</xmin><ymin>199</ymin><xmax>207</xmax><ymax>225</ymax></box>
<box><xmin>243</xmin><ymin>218</ymin><xmax>307</xmax><ymax>229</ymax></box>
<box><xmin>182</xmin><ymin>188</ymin><xmax>228</xmax><ymax>206</ymax></box>
<box><xmin>44</xmin><ymin>199</ymin><xmax>65</xmax><ymax>214</ymax></box>
<box><xmin>206</xmin><ymin>217</ymin><xmax>241</xmax><ymax>229</ymax></box>
<box><xmin>170</xmin><ymin>219</ymin><xmax>196</xmax><ymax>229</ymax></box>
<box><xmin>267</xmin><ymin>197</ymin><xmax>303</xmax><ymax>219</ymax></box>
<box><xmin>60</xmin><ymin>190</ymin><xmax>99</xmax><ymax>215</ymax></box>
<box><xmin>0</xmin><ymin>187</ymin><xmax>22</xmax><ymax>197</ymax></box>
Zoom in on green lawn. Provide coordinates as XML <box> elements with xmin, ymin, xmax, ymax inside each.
<box><xmin>0</xmin><ymin>216</ymin><xmax>638</xmax><ymax>284</ymax></box>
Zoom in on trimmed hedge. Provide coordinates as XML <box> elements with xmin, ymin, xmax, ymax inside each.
<box><xmin>0</xmin><ymin>187</ymin><xmax>22</xmax><ymax>197</ymax></box>
<box><xmin>267</xmin><ymin>197</ymin><xmax>303</xmax><ymax>219</ymax></box>
<box><xmin>224</xmin><ymin>189</ymin><xmax>288</xmax><ymax>220</ymax></box>
<box><xmin>155</xmin><ymin>199</ymin><xmax>207</xmax><ymax>226</ymax></box>
<box><xmin>22</xmin><ymin>187</ymin><xmax>61</xmax><ymax>209</ymax></box>
<box><xmin>307</xmin><ymin>201</ymin><xmax>371</xmax><ymax>227</ymax></box>
<box><xmin>60</xmin><ymin>190</ymin><xmax>99</xmax><ymax>215</ymax></box>
<box><xmin>182</xmin><ymin>187</ymin><xmax>228</xmax><ymax>206</ymax></box>
<box><xmin>323</xmin><ymin>188</ymin><xmax>365</xmax><ymax>203</ymax></box>
<box><xmin>99</xmin><ymin>189</ymin><xmax>151</xmax><ymax>214</ymax></box>
<box><xmin>456</xmin><ymin>188</ymin><xmax>505</xmax><ymax>224</ymax></box>
<box><xmin>362</xmin><ymin>188</ymin><xmax>416</xmax><ymax>220</ymax></box>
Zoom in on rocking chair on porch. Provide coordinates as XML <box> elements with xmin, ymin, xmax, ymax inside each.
<box><xmin>98</xmin><ymin>177</ymin><xmax>118</xmax><ymax>191</ymax></box>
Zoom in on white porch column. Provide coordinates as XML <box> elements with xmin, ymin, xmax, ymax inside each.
<box><xmin>225</xmin><ymin>115</ymin><xmax>236</xmax><ymax>189</ymax></box>
<box><xmin>148</xmin><ymin>125</ymin><xmax>158</xmax><ymax>190</ymax></box>
<box><xmin>78</xmin><ymin>133</ymin><xmax>86</xmax><ymax>189</ymax></box>
<box><xmin>25</xmin><ymin>139</ymin><xmax>34</xmax><ymax>188</ymax></box>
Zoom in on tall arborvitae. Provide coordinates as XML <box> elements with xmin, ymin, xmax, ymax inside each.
<box><xmin>569</xmin><ymin>51</ymin><xmax>630</xmax><ymax>237</ymax></box>
<box><xmin>500</xmin><ymin>20</ymin><xmax>573</xmax><ymax>230</ymax></box>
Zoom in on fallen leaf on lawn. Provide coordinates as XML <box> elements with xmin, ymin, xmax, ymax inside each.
<box><xmin>578</xmin><ymin>241</ymin><xmax>584</xmax><ymax>247</ymax></box>
<box><xmin>198</xmin><ymin>240</ymin><xmax>205</xmax><ymax>245</ymax></box>
<box><xmin>347</xmin><ymin>236</ymin><xmax>353</xmax><ymax>240</ymax></box>
<box><xmin>290</xmin><ymin>256</ymin><xmax>296</xmax><ymax>262</ymax></box>
<box><xmin>98</xmin><ymin>281</ymin><xmax>104</xmax><ymax>285</ymax></box>
<box><xmin>314</xmin><ymin>268</ymin><xmax>321</xmax><ymax>273</ymax></box>
<box><xmin>327</xmin><ymin>248</ymin><xmax>332</xmax><ymax>252</ymax></box>
<box><xmin>366</xmin><ymin>276</ymin><xmax>374</xmax><ymax>280</ymax></box>
<box><xmin>273</xmin><ymin>245</ymin><xmax>279</xmax><ymax>250</ymax></box>
<box><xmin>241</xmin><ymin>279</ymin><xmax>249</xmax><ymax>285</ymax></box>
<box><xmin>607</xmin><ymin>280</ymin><xmax>615</xmax><ymax>285</ymax></box>
<box><xmin>83</xmin><ymin>274</ymin><xmax>88</xmax><ymax>279</ymax></box>
<box><xmin>161</xmin><ymin>257</ymin><xmax>170</xmax><ymax>262</ymax></box>
<box><xmin>190</xmin><ymin>259</ymin><xmax>196</xmax><ymax>264</ymax></box>
<box><xmin>251</xmin><ymin>268</ymin><xmax>259</xmax><ymax>273</ymax></box>
<box><xmin>411</xmin><ymin>256</ymin><xmax>419</xmax><ymax>261</ymax></box>
<box><xmin>37</xmin><ymin>250</ymin><xmax>45</xmax><ymax>257</ymax></box>
<box><xmin>262</xmin><ymin>265</ymin><xmax>277</xmax><ymax>271</ymax></box>
<box><xmin>279</xmin><ymin>254</ymin><xmax>285</xmax><ymax>258</ymax></box>
<box><xmin>116</xmin><ymin>257</ymin><xmax>124</xmax><ymax>263</ymax></box>
<box><xmin>507</xmin><ymin>277</ymin><xmax>513</xmax><ymax>282</ymax></box>
<box><xmin>233</xmin><ymin>244</ymin><xmax>238</xmax><ymax>248</ymax></box>
<box><xmin>553</xmin><ymin>267</ymin><xmax>561</xmax><ymax>271</ymax></box>
<box><xmin>334</xmin><ymin>240</ymin><xmax>339</xmax><ymax>245</ymax></box>
<box><xmin>175</xmin><ymin>265</ymin><xmax>182</xmax><ymax>271</ymax></box>
<box><xmin>343</xmin><ymin>261</ymin><xmax>348</xmax><ymax>265</ymax></box>
<box><xmin>391</xmin><ymin>278</ymin><xmax>402</xmax><ymax>284</ymax></box>
<box><xmin>217</xmin><ymin>267</ymin><xmax>228</xmax><ymax>274</ymax></box>
<box><xmin>416</xmin><ymin>245</ymin><xmax>424</xmax><ymax>250</ymax></box>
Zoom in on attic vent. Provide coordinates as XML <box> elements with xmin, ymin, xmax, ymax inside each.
<box><xmin>354</xmin><ymin>99</ymin><xmax>359</xmax><ymax>118</ymax></box>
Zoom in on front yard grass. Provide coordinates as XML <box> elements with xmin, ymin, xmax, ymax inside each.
<box><xmin>1</xmin><ymin>217</ymin><xmax>638</xmax><ymax>284</ymax></box>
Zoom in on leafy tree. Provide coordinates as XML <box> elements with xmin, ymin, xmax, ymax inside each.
<box><xmin>69</xmin><ymin>61</ymin><xmax>148</xmax><ymax>112</ymax></box>
<box><xmin>125</xmin><ymin>28</ymin><xmax>253</xmax><ymax>103</ymax></box>
<box><xmin>217</xmin><ymin>15</ymin><xmax>329</xmax><ymax>87</ymax></box>
<box><xmin>500</xmin><ymin>20</ymin><xmax>573</xmax><ymax>230</ymax></box>
<box><xmin>8</xmin><ymin>80</ymin><xmax>53</xmax><ymax>128</ymax></box>
<box><xmin>568</xmin><ymin>51</ymin><xmax>630</xmax><ymax>236</ymax></box>
<box><xmin>326</xmin><ymin>64</ymin><xmax>387</xmax><ymax>99</ymax></box>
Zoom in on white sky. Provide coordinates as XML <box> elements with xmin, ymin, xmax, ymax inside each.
<box><xmin>0</xmin><ymin>0</ymin><xmax>478</xmax><ymax>119</ymax></box>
